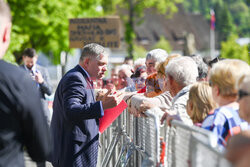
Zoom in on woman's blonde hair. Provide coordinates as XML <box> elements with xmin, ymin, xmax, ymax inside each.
<box><xmin>209</xmin><ymin>59</ymin><xmax>250</xmax><ymax>97</ymax></box>
<box><xmin>188</xmin><ymin>82</ymin><xmax>217</xmax><ymax>123</ymax></box>
<box><xmin>156</xmin><ymin>54</ymin><xmax>181</xmax><ymax>78</ymax></box>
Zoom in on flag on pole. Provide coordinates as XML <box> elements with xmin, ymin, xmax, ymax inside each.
<box><xmin>210</xmin><ymin>9</ymin><xmax>216</xmax><ymax>30</ymax></box>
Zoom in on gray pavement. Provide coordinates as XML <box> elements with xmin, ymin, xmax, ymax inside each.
<box><xmin>24</xmin><ymin>152</ymin><xmax>53</xmax><ymax>167</ymax></box>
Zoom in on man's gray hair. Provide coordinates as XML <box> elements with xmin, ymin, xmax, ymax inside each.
<box><xmin>80</xmin><ymin>43</ymin><xmax>108</xmax><ymax>61</ymax></box>
<box><xmin>0</xmin><ymin>0</ymin><xmax>11</xmax><ymax>21</ymax></box>
<box><xmin>134</xmin><ymin>58</ymin><xmax>146</xmax><ymax>68</ymax></box>
<box><xmin>189</xmin><ymin>54</ymin><xmax>208</xmax><ymax>80</ymax></box>
<box><xmin>165</xmin><ymin>56</ymin><xmax>198</xmax><ymax>87</ymax></box>
<box><xmin>118</xmin><ymin>64</ymin><xmax>133</xmax><ymax>74</ymax></box>
<box><xmin>146</xmin><ymin>49</ymin><xmax>168</xmax><ymax>63</ymax></box>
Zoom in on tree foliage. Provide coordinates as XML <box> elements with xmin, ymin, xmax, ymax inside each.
<box><xmin>216</xmin><ymin>4</ymin><xmax>235</xmax><ymax>41</ymax></box>
<box><xmin>182</xmin><ymin>0</ymin><xmax>249</xmax><ymax>43</ymax></box>
<box><xmin>5</xmin><ymin>0</ymin><xmax>104</xmax><ymax>64</ymax></box>
<box><xmin>102</xmin><ymin>0</ymin><xmax>182</xmax><ymax>59</ymax></box>
<box><xmin>133</xmin><ymin>44</ymin><xmax>147</xmax><ymax>61</ymax></box>
<box><xmin>152</xmin><ymin>36</ymin><xmax>172</xmax><ymax>53</ymax></box>
<box><xmin>221</xmin><ymin>34</ymin><xmax>249</xmax><ymax>64</ymax></box>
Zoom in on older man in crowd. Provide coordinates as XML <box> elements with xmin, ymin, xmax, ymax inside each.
<box><xmin>189</xmin><ymin>54</ymin><xmax>208</xmax><ymax>81</ymax></box>
<box><xmin>145</xmin><ymin>49</ymin><xmax>168</xmax><ymax>75</ymax></box>
<box><xmin>144</xmin><ymin>49</ymin><xmax>168</xmax><ymax>97</ymax></box>
<box><xmin>117</xmin><ymin>64</ymin><xmax>134</xmax><ymax>91</ymax></box>
<box><xmin>135</xmin><ymin>56</ymin><xmax>198</xmax><ymax>125</ymax></box>
<box><xmin>159</xmin><ymin>56</ymin><xmax>198</xmax><ymax>125</ymax></box>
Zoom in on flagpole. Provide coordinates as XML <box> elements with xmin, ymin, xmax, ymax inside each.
<box><xmin>210</xmin><ymin>9</ymin><xmax>215</xmax><ymax>59</ymax></box>
<box><xmin>210</xmin><ymin>27</ymin><xmax>215</xmax><ymax>59</ymax></box>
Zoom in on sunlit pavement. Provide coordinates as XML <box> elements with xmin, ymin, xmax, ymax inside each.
<box><xmin>24</xmin><ymin>152</ymin><xmax>53</xmax><ymax>167</ymax></box>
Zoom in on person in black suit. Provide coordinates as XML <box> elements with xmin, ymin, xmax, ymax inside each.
<box><xmin>51</xmin><ymin>43</ymin><xmax>123</xmax><ymax>167</ymax></box>
<box><xmin>20</xmin><ymin>48</ymin><xmax>53</xmax><ymax>124</ymax></box>
<box><xmin>0</xmin><ymin>1</ymin><xmax>51</xmax><ymax>167</ymax></box>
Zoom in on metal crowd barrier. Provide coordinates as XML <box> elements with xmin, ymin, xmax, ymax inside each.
<box><xmin>165</xmin><ymin>120</ymin><xmax>227</xmax><ymax>167</ymax></box>
<box><xmin>190</xmin><ymin>135</ymin><xmax>232</xmax><ymax>167</ymax></box>
<box><xmin>98</xmin><ymin>107</ymin><xmax>233</xmax><ymax>167</ymax></box>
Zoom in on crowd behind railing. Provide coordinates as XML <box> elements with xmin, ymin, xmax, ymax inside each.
<box><xmin>2</xmin><ymin>1</ymin><xmax>250</xmax><ymax>167</ymax></box>
<box><xmin>98</xmin><ymin>107</ymin><xmax>233</xmax><ymax>167</ymax></box>
<box><xmin>96</xmin><ymin>48</ymin><xmax>250</xmax><ymax>167</ymax></box>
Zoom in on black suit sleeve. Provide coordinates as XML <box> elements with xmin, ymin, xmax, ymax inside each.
<box><xmin>16</xmin><ymin>73</ymin><xmax>51</xmax><ymax>161</ymax></box>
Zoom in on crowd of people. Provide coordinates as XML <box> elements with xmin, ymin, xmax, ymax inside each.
<box><xmin>1</xmin><ymin>1</ymin><xmax>250</xmax><ymax>167</ymax></box>
<box><xmin>94</xmin><ymin>46</ymin><xmax>250</xmax><ymax>167</ymax></box>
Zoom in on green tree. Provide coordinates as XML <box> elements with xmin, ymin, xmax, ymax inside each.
<box><xmin>182</xmin><ymin>0</ymin><xmax>249</xmax><ymax>46</ymax></box>
<box><xmin>216</xmin><ymin>4</ymin><xmax>235</xmax><ymax>41</ymax></box>
<box><xmin>221</xmin><ymin>34</ymin><xmax>249</xmax><ymax>64</ymax></box>
<box><xmin>133</xmin><ymin>44</ymin><xmax>147</xmax><ymax>60</ymax></box>
<box><xmin>229</xmin><ymin>1</ymin><xmax>250</xmax><ymax>36</ymax></box>
<box><xmin>199</xmin><ymin>0</ymin><xmax>209</xmax><ymax>16</ymax></box>
<box><xmin>190</xmin><ymin>0</ymin><xmax>200</xmax><ymax>13</ymax></box>
<box><xmin>152</xmin><ymin>36</ymin><xmax>172</xmax><ymax>53</ymax></box>
<box><xmin>102</xmin><ymin>0</ymin><xmax>182</xmax><ymax>59</ymax></box>
<box><xmin>5</xmin><ymin>0</ymin><xmax>104</xmax><ymax>64</ymax></box>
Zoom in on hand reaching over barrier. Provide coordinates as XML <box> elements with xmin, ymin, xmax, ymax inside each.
<box><xmin>102</xmin><ymin>89</ymin><xmax>124</xmax><ymax>110</ymax></box>
<box><xmin>139</xmin><ymin>100</ymin><xmax>156</xmax><ymax>116</ymax></box>
<box><xmin>160</xmin><ymin>112</ymin><xmax>181</xmax><ymax>126</ymax></box>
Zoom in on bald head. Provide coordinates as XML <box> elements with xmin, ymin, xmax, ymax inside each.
<box><xmin>0</xmin><ymin>0</ymin><xmax>12</xmax><ymax>59</ymax></box>
<box><xmin>0</xmin><ymin>0</ymin><xmax>11</xmax><ymax>21</ymax></box>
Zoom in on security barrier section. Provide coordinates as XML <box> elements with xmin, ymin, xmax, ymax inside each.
<box><xmin>98</xmin><ymin>108</ymin><xmax>232</xmax><ymax>167</ymax></box>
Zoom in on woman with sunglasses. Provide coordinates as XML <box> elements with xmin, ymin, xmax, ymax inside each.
<box><xmin>238</xmin><ymin>73</ymin><xmax>250</xmax><ymax>123</ymax></box>
<box><xmin>203</xmin><ymin>59</ymin><xmax>250</xmax><ymax>148</ymax></box>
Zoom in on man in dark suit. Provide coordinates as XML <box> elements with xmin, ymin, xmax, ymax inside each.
<box><xmin>0</xmin><ymin>1</ymin><xmax>51</xmax><ymax>167</ymax></box>
<box><xmin>51</xmin><ymin>43</ymin><xmax>123</xmax><ymax>167</ymax></box>
<box><xmin>20</xmin><ymin>48</ymin><xmax>53</xmax><ymax>124</ymax></box>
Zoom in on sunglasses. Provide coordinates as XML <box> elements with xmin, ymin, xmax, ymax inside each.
<box><xmin>238</xmin><ymin>90</ymin><xmax>250</xmax><ymax>100</ymax></box>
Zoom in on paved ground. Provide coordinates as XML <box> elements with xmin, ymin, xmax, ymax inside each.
<box><xmin>24</xmin><ymin>152</ymin><xmax>53</xmax><ymax>167</ymax></box>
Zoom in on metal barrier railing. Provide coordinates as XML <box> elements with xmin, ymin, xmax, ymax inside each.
<box><xmin>98</xmin><ymin>107</ymin><xmax>233</xmax><ymax>167</ymax></box>
<box><xmin>190</xmin><ymin>135</ymin><xmax>232</xmax><ymax>167</ymax></box>
<box><xmin>165</xmin><ymin>120</ymin><xmax>219</xmax><ymax>167</ymax></box>
<box><xmin>99</xmin><ymin>107</ymin><xmax>162</xmax><ymax>167</ymax></box>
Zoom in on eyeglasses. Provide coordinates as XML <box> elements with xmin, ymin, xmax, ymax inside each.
<box><xmin>238</xmin><ymin>89</ymin><xmax>250</xmax><ymax>101</ymax></box>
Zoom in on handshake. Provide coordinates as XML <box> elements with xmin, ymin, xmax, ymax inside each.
<box><xmin>96</xmin><ymin>89</ymin><xmax>124</xmax><ymax>110</ymax></box>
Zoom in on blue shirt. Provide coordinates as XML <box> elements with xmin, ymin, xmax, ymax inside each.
<box><xmin>202</xmin><ymin>106</ymin><xmax>249</xmax><ymax>146</ymax></box>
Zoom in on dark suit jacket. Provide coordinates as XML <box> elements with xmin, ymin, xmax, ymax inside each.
<box><xmin>0</xmin><ymin>60</ymin><xmax>51</xmax><ymax>167</ymax></box>
<box><xmin>20</xmin><ymin>64</ymin><xmax>52</xmax><ymax>99</ymax></box>
<box><xmin>51</xmin><ymin>65</ymin><xmax>103</xmax><ymax>167</ymax></box>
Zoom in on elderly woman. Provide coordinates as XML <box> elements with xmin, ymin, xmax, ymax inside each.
<box><xmin>203</xmin><ymin>59</ymin><xmax>250</xmax><ymax>147</ymax></box>
<box><xmin>143</xmin><ymin>49</ymin><xmax>168</xmax><ymax>97</ymax></box>
<box><xmin>131</xmin><ymin>66</ymin><xmax>147</xmax><ymax>91</ymax></box>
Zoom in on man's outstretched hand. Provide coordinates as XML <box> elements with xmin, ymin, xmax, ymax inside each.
<box><xmin>102</xmin><ymin>89</ymin><xmax>124</xmax><ymax>110</ymax></box>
